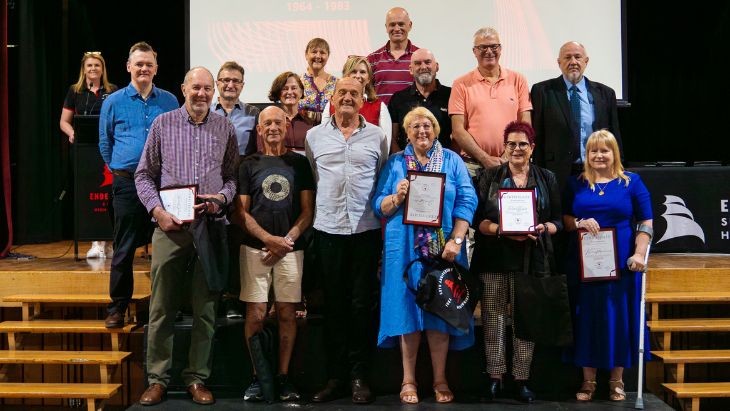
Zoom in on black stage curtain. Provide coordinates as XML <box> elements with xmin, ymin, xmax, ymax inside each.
<box><xmin>13</xmin><ymin>0</ymin><xmax>67</xmax><ymax>243</ymax></box>
<box><xmin>1</xmin><ymin>0</ymin><xmax>11</xmax><ymax>257</ymax></box>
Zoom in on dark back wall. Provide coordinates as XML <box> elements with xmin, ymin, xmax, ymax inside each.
<box><xmin>7</xmin><ymin>0</ymin><xmax>730</xmax><ymax>242</ymax></box>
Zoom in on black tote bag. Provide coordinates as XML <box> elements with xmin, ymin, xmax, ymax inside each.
<box><xmin>513</xmin><ymin>234</ymin><xmax>573</xmax><ymax>347</ymax></box>
<box><xmin>403</xmin><ymin>256</ymin><xmax>480</xmax><ymax>334</ymax></box>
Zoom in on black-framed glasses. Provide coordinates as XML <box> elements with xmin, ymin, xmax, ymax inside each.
<box><xmin>217</xmin><ymin>78</ymin><xmax>243</xmax><ymax>85</ymax></box>
<box><xmin>473</xmin><ymin>44</ymin><xmax>501</xmax><ymax>53</ymax></box>
<box><xmin>505</xmin><ymin>141</ymin><xmax>530</xmax><ymax>150</ymax></box>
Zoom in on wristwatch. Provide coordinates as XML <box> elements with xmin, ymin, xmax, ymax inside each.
<box><xmin>452</xmin><ymin>237</ymin><xmax>464</xmax><ymax>245</ymax></box>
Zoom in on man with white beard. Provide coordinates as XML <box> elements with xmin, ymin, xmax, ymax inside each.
<box><xmin>388</xmin><ymin>48</ymin><xmax>452</xmax><ymax>152</ymax></box>
<box><xmin>531</xmin><ymin>41</ymin><xmax>622</xmax><ymax>192</ymax></box>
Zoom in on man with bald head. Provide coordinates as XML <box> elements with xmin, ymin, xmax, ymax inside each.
<box><xmin>135</xmin><ymin>67</ymin><xmax>238</xmax><ymax>406</ymax></box>
<box><xmin>306</xmin><ymin>77</ymin><xmax>388</xmax><ymax>403</ymax></box>
<box><xmin>531</xmin><ymin>41</ymin><xmax>622</xmax><ymax>191</ymax></box>
<box><xmin>367</xmin><ymin>7</ymin><xmax>420</xmax><ymax>104</ymax></box>
<box><xmin>236</xmin><ymin>106</ymin><xmax>314</xmax><ymax>402</ymax></box>
<box><xmin>389</xmin><ymin>48</ymin><xmax>452</xmax><ymax>151</ymax></box>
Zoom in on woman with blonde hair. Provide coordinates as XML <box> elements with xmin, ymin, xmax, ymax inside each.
<box><xmin>59</xmin><ymin>51</ymin><xmax>117</xmax><ymax>259</ymax></box>
<box><xmin>374</xmin><ymin>107</ymin><xmax>476</xmax><ymax>404</ymax></box>
<box><xmin>563</xmin><ymin>130</ymin><xmax>653</xmax><ymax>402</ymax></box>
<box><xmin>322</xmin><ymin>56</ymin><xmax>392</xmax><ymax>151</ymax></box>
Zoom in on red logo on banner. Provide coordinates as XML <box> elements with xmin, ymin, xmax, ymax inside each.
<box><xmin>101</xmin><ymin>164</ymin><xmax>113</xmax><ymax>187</ymax></box>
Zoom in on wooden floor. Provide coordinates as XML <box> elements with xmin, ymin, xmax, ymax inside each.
<box><xmin>2</xmin><ymin>241</ymin><xmax>729</xmax><ymax>272</ymax></box>
<box><xmin>0</xmin><ymin>241</ymin><xmax>151</xmax><ymax>272</ymax></box>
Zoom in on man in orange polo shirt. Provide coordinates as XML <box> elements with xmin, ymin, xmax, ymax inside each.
<box><xmin>449</xmin><ymin>27</ymin><xmax>532</xmax><ymax>175</ymax></box>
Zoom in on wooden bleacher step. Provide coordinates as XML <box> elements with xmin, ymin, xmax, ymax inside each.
<box><xmin>646</xmin><ymin>268</ymin><xmax>730</xmax><ymax>321</ymax></box>
<box><xmin>0</xmin><ymin>382</ymin><xmax>121</xmax><ymax>411</ymax></box>
<box><xmin>663</xmin><ymin>382</ymin><xmax>730</xmax><ymax>411</ymax></box>
<box><xmin>0</xmin><ymin>320</ymin><xmax>137</xmax><ymax>351</ymax></box>
<box><xmin>653</xmin><ymin>350</ymin><xmax>730</xmax><ymax>383</ymax></box>
<box><xmin>646</xmin><ymin>291</ymin><xmax>730</xmax><ymax>321</ymax></box>
<box><xmin>2</xmin><ymin>293</ymin><xmax>150</xmax><ymax>321</ymax></box>
<box><xmin>647</xmin><ymin>318</ymin><xmax>730</xmax><ymax>350</ymax></box>
<box><xmin>0</xmin><ymin>350</ymin><xmax>131</xmax><ymax>383</ymax></box>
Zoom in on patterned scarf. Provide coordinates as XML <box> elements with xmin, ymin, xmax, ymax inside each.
<box><xmin>403</xmin><ymin>140</ymin><xmax>446</xmax><ymax>258</ymax></box>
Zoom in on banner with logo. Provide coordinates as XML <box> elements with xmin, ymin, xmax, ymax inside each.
<box><xmin>74</xmin><ymin>144</ymin><xmax>113</xmax><ymax>240</ymax></box>
<box><xmin>632</xmin><ymin>167</ymin><xmax>730</xmax><ymax>253</ymax></box>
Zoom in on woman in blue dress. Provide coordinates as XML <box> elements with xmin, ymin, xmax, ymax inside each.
<box><xmin>373</xmin><ymin>107</ymin><xmax>477</xmax><ymax>404</ymax></box>
<box><xmin>563</xmin><ymin>130</ymin><xmax>653</xmax><ymax>402</ymax></box>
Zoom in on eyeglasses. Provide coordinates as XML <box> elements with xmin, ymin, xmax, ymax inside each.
<box><xmin>217</xmin><ymin>78</ymin><xmax>243</xmax><ymax>85</ymax></box>
<box><xmin>473</xmin><ymin>44</ymin><xmax>501</xmax><ymax>53</ymax></box>
<box><xmin>410</xmin><ymin>123</ymin><xmax>433</xmax><ymax>131</ymax></box>
<box><xmin>84</xmin><ymin>51</ymin><xmax>102</xmax><ymax>56</ymax></box>
<box><xmin>505</xmin><ymin>141</ymin><xmax>531</xmax><ymax>150</ymax></box>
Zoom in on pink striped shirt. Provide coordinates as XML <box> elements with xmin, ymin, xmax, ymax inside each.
<box><xmin>367</xmin><ymin>40</ymin><xmax>419</xmax><ymax>105</ymax></box>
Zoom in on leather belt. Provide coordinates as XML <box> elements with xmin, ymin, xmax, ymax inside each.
<box><xmin>112</xmin><ymin>169</ymin><xmax>133</xmax><ymax>178</ymax></box>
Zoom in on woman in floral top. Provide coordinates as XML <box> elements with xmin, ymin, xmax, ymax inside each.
<box><xmin>299</xmin><ymin>37</ymin><xmax>337</xmax><ymax>125</ymax></box>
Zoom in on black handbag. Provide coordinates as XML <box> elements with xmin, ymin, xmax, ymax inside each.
<box><xmin>403</xmin><ymin>256</ymin><xmax>480</xmax><ymax>333</ymax></box>
<box><xmin>513</xmin><ymin>234</ymin><xmax>573</xmax><ymax>347</ymax></box>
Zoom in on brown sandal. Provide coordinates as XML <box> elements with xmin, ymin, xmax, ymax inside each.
<box><xmin>609</xmin><ymin>379</ymin><xmax>626</xmax><ymax>401</ymax></box>
<box><xmin>576</xmin><ymin>380</ymin><xmax>596</xmax><ymax>401</ymax></box>
<box><xmin>433</xmin><ymin>381</ymin><xmax>454</xmax><ymax>403</ymax></box>
<box><xmin>400</xmin><ymin>381</ymin><xmax>418</xmax><ymax>404</ymax></box>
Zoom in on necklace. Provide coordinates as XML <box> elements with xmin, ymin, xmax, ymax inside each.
<box><xmin>595</xmin><ymin>181</ymin><xmax>610</xmax><ymax>196</ymax></box>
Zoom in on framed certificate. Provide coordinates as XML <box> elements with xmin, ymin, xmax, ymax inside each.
<box><xmin>578</xmin><ymin>227</ymin><xmax>620</xmax><ymax>282</ymax></box>
<box><xmin>498</xmin><ymin>189</ymin><xmax>537</xmax><ymax>234</ymax></box>
<box><xmin>159</xmin><ymin>185</ymin><xmax>198</xmax><ymax>223</ymax></box>
<box><xmin>403</xmin><ymin>171</ymin><xmax>446</xmax><ymax>227</ymax></box>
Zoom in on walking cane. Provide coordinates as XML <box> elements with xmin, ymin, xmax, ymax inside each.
<box><xmin>635</xmin><ymin>242</ymin><xmax>651</xmax><ymax>409</ymax></box>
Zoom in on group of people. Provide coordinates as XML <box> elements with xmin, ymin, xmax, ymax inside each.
<box><xmin>58</xmin><ymin>5</ymin><xmax>654</xmax><ymax>407</ymax></box>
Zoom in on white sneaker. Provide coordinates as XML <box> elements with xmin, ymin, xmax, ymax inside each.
<box><xmin>86</xmin><ymin>241</ymin><xmax>106</xmax><ymax>259</ymax></box>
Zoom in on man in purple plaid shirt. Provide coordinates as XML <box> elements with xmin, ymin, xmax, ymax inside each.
<box><xmin>135</xmin><ymin>67</ymin><xmax>238</xmax><ymax>406</ymax></box>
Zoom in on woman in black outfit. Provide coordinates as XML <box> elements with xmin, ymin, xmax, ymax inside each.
<box><xmin>59</xmin><ymin>51</ymin><xmax>117</xmax><ymax>259</ymax></box>
<box><xmin>471</xmin><ymin>121</ymin><xmax>562</xmax><ymax>403</ymax></box>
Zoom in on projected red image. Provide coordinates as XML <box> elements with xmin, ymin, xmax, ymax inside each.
<box><xmin>207</xmin><ymin>20</ymin><xmax>372</xmax><ymax>73</ymax></box>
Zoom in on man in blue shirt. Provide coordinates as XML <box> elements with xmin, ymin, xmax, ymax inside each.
<box><xmin>211</xmin><ymin>61</ymin><xmax>259</xmax><ymax>157</ymax></box>
<box><xmin>98</xmin><ymin>41</ymin><xmax>178</xmax><ymax>329</ymax></box>
<box><xmin>210</xmin><ymin>61</ymin><xmax>259</xmax><ymax>319</ymax></box>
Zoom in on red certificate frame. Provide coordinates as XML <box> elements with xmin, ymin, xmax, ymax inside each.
<box><xmin>498</xmin><ymin>188</ymin><xmax>537</xmax><ymax>235</ymax></box>
<box><xmin>402</xmin><ymin>171</ymin><xmax>446</xmax><ymax>227</ymax></box>
<box><xmin>578</xmin><ymin>227</ymin><xmax>621</xmax><ymax>282</ymax></box>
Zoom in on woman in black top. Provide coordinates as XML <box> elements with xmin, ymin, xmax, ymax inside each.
<box><xmin>59</xmin><ymin>51</ymin><xmax>117</xmax><ymax>143</ymax></box>
<box><xmin>471</xmin><ymin>121</ymin><xmax>562</xmax><ymax>403</ymax></box>
<box><xmin>59</xmin><ymin>52</ymin><xmax>117</xmax><ymax>259</ymax></box>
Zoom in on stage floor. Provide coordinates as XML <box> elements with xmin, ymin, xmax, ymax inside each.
<box><xmin>1</xmin><ymin>240</ymin><xmax>152</xmax><ymax>272</ymax></box>
<box><xmin>0</xmin><ymin>391</ymin><xmax>673</xmax><ymax>411</ymax></box>
<box><xmin>3</xmin><ymin>241</ymin><xmax>730</xmax><ymax>272</ymax></box>
<box><xmin>122</xmin><ymin>391</ymin><xmax>671</xmax><ymax>411</ymax></box>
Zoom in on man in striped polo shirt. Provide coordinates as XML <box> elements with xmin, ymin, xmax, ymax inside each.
<box><xmin>367</xmin><ymin>7</ymin><xmax>419</xmax><ymax>105</ymax></box>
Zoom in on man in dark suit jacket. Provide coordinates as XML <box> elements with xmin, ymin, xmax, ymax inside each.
<box><xmin>531</xmin><ymin>41</ymin><xmax>622</xmax><ymax>192</ymax></box>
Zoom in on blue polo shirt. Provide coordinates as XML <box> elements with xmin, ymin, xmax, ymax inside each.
<box><xmin>99</xmin><ymin>82</ymin><xmax>178</xmax><ymax>172</ymax></box>
<box><xmin>210</xmin><ymin>100</ymin><xmax>259</xmax><ymax>156</ymax></box>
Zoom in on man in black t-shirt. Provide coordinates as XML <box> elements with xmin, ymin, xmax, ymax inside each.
<box><xmin>388</xmin><ymin>48</ymin><xmax>452</xmax><ymax>151</ymax></box>
<box><xmin>236</xmin><ymin>106</ymin><xmax>315</xmax><ymax>402</ymax></box>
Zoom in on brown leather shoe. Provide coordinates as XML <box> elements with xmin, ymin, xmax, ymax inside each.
<box><xmin>351</xmin><ymin>378</ymin><xmax>374</xmax><ymax>404</ymax></box>
<box><xmin>312</xmin><ymin>379</ymin><xmax>345</xmax><ymax>402</ymax></box>
<box><xmin>188</xmin><ymin>383</ymin><xmax>215</xmax><ymax>405</ymax></box>
<box><xmin>104</xmin><ymin>311</ymin><xmax>124</xmax><ymax>328</ymax></box>
<box><xmin>139</xmin><ymin>383</ymin><xmax>166</xmax><ymax>406</ymax></box>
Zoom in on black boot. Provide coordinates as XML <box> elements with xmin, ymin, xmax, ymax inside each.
<box><xmin>485</xmin><ymin>378</ymin><xmax>501</xmax><ymax>401</ymax></box>
<box><xmin>515</xmin><ymin>380</ymin><xmax>536</xmax><ymax>403</ymax></box>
